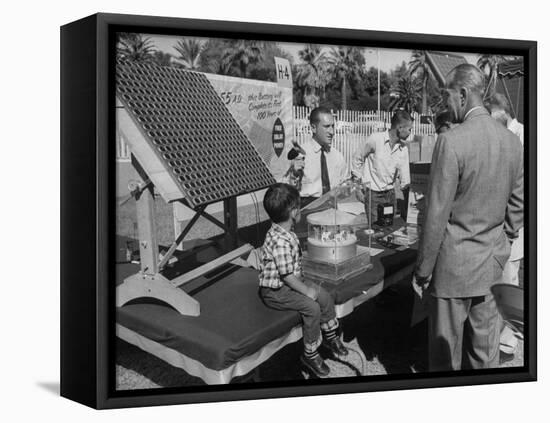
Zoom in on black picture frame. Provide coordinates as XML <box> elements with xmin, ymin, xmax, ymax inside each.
<box><xmin>60</xmin><ymin>12</ymin><xmax>537</xmax><ymax>409</ymax></box>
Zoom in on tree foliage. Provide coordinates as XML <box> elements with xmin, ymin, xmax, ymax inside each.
<box><xmin>408</xmin><ymin>50</ymin><xmax>436</xmax><ymax>114</ymax></box>
<box><xmin>292</xmin><ymin>44</ymin><xmax>332</xmax><ymax>108</ymax></box>
<box><xmin>328</xmin><ymin>46</ymin><xmax>365</xmax><ymax>110</ymax></box>
<box><xmin>116</xmin><ymin>33</ymin><xmax>155</xmax><ymax>63</ymax></box>
<box><xmin>174</xmin><ymin>38</ymin><xmax>204</xmax><ymax>70</ymax></box>
<box><xmin>389</xmin><ymin>75</ymin><xmax>422</xmax><ymax>113</ymax></box>
<box><xmin>115</xmin><ymin>35</ymin><xmax>450</xmax><ymax>113</ymax></box>
<box><xmin>197</xmin><ymin>38</ymin><xmax>234</xmax><ymax>75</ymax></box>
<box><xmin>152</xmin><ymin>51</ymin><xmax>173</xmax><ymax>67</ymax></box>
<box><xmin>221</xmin><ymin>40</ymin><xmax>264</xmax><ymax>78</ymax></box>
<box><xmin>363</xmin><ymin>66</ymin><xmax>391</xmax><ymax>97</ymax></box>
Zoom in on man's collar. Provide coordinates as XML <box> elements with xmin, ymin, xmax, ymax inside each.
<box><xmin>312</xmin><ymin>138</ymin><xmax>330</xmax><ymax>153</ymax></box>
<box><xmin>464</xmin><ymin>106</ymin><xmax>488</xmax><ymax>121</ymax></box>
<box><xmin>384</xmin><ymin>131</ymin><xmax>404</xmax><ymax>150</ymax></box>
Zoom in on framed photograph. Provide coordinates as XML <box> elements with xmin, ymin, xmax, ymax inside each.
<box><xmin>61</xmin><ymin>12</ymin><xmax>536</xmax><ymax>409</ymax></box>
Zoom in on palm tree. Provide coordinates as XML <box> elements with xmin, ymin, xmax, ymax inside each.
<box><xmin>117</xmin><ymin>33</ymin><xmax>155</xmax><ymax>62</ymax></box>
<box><xmin>247</xmin><ymin>42</ymin><xmax>294</xmax><ymax>82</ymax></box>
<box><xmin>294</xmin><ymin>44</ymin><xmax>331</xmax><ymax>107</ymax></box>
<box><xmin>408</xmin><ymin>50</ymin><xmax>435</xmax><ymax>114</ymax></box>
<box><xmin>328</xmin><ymin>46</ymin><xmax>365</xmax><ymax>110</ymax></box>
<box><xmin>477</xmin><ymin>54</ymin><xmax>509</xmax><ymax>100</ymax></box>
<box><xmin>198</xmin><ymin>39</ymin><xmax>233</xmax><ymax>75</ymax></box>
<box><xmin>221</xmin><ymin>40</ymin><xmax>263</xmax><ymax>78</ymax></box>
<box><xmin>389</xmin><ymin>75</ymin><xmax>422</xmax><ymax>114</ymax></box>
<box><xmin>152</xmin><ymin>51</ymin><xmax>173</xmax><ymax>67</ymax></box>
<box><xmin>173</xmin><ymin>38</ymin><xmax>204</xmax><ymax>70</ymax></box>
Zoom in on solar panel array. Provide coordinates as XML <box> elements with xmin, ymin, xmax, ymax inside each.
<box><xmin>116</xmin><ymin>61</ymin><xmax>275</xmax><ymax>207</ymax></box>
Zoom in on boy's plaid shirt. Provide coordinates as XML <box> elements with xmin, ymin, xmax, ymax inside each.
<box><xmin>259</xmin><ymin>223</ymin><xmax>302</xmax><ymax>288</ymax></box>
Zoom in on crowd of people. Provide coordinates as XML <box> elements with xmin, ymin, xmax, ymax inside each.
<box><xmin>257</xmin><ymin>63</ymin><xmax>524</xmax><ymax>376</ymax></box>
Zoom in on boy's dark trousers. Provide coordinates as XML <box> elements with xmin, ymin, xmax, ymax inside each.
<box><xmin>259</xmin><ymin>284</ymin><xmax>337</xmax><ymax>349</ymax></box>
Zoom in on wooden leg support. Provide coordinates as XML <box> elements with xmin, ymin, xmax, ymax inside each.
<box><xmin>116</xmin><ymin>273</ymin><xmax>200</xmax><ymax>316</ymax></box>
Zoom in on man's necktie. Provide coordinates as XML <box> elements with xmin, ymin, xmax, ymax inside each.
<box><xmin>321</xmin><ymin>148</ymin><xmax>330</xmax><ymax>195</ymax></box>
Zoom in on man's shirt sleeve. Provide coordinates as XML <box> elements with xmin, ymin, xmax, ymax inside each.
<box><xmin>339</xmin><ymin>152</ymin><xmax>351</xmax><ymax>182</ymax></box>
<box><xmin>351</xmin><ymin>135</ymin><xmax>376</xmax><ymax>179</ymax></box>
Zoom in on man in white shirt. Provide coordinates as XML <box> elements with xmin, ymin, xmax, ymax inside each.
<box><xmin>291</xmin><ymin>107</ymin><xmax>349</xmax><ymax>207</ymax></box>
<box><xmin>486</xmin><ymin>93</ymin><xmax>525</xmax><ymax>361</ymax></box>
<box><xmin>487</xmin><ymin>93</ymin><xmax>524</xmax><ymax>144</ymax></box>
<box><xmin>351</xmin><ymin>110</ymin><xmax>412</xmax><ymax>225</ymax></box>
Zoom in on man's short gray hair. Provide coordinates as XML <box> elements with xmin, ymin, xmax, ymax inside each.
<box><xmin>446</xmin><ymin>63</ymin><xmax>486</xmax><ymax>96</ymax></box>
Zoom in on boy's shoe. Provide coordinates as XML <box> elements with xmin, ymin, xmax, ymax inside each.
<box><xmin>321</xmin><ymin>337</ymin><xmax>349</xmax><ymax>357</ymax></box>
<box><xmin>500</xmin><ymin>351</ymin><xmax>515</xmax><ymax>365</ymax></box>
<box><xmin>301</xmin><ymin>354</ymin><xmax>330</xmax><ymax>377</ymax></box>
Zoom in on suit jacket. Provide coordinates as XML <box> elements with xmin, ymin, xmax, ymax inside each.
<box><xmin>416</xmin><ymin>107</ymin><xmax>523</xmax><ymax>298</ymax></box>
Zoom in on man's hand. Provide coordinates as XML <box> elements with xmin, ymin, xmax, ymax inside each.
<box><xmin>292</xmin><ymin>157</ymin><xmax>305</xmax><ymax>173</ymax></box>
<box><xmin>306</xmin><ymin>286</ymin><xmax>319</xmax><ymax>301</ymax></box>
<box><xmin>353</xmin><ymin>180</ymin><xmax>365</xmax><ymax>203</ymax></box>
<box><xmin>412</xmin><ymin>273</ymin><xmax>432</xmax><ymax>299</ymax></box>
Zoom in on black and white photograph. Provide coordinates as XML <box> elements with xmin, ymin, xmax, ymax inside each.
<box><xmin>111</xmin><ymin>28</ymin><xmax>531</xmax><ymax>391</ymax></box>
<box><xmin>10</xmin><ymin>0</ymin><xmax>540</xmax><ymax>418</ymax></box>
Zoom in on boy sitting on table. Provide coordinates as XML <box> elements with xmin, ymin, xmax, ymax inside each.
<box><xmin>259</xmin><ymin>183</ymin><xmax>348</xmax><ymax>378</ymax></box>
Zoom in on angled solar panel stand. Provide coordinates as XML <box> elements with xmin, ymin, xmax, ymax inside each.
<box><xmin>115</xmin><ymin>61</ymin><xmax>275</xmax><ymax>316</ymax></box>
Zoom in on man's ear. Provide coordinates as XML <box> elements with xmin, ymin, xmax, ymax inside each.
<box><xmin>310</xmin><ymin>123</ymin><xmax>317</xmax><ymax>136</ymax></box>
<box><xmin>460</xmin><ymin>87</ymin><xmax>468</xmax><ymax>106</ymax></box>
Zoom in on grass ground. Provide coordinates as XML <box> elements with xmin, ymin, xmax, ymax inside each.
<box><xmin>115</xmin><ymin>196</ymin><xmax>524</xmax><ymax>389</ymax></box>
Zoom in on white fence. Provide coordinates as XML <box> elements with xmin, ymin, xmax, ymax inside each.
<box><xmin>294</xmin><ymin>106</ymin><xmax>435</xmax><ymax>165</ymax></box>
<box><xmin>116</xmin><ymin>107</ymin><xmax>436</xmax><ymax>165</ymax></box>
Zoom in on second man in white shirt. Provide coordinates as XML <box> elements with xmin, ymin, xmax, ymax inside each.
<box><xmin>351</xmin><ymin>110</ymin><xmax>413</xmax><ymax>225</ymax></box>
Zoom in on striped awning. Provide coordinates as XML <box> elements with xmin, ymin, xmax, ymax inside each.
<box><xmin>499</xmin><ymin>59</ymin><xmax>524</xmax><ymax>78</ymax></box>
<box><xmin>497</xmin><ymin>59</ymin><xmax>524</xmax><ymax>123</ymax></box>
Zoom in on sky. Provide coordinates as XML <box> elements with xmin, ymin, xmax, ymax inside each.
<box><xmin>148</xmin><ymin>33</ymin><xmax>480</xmax><ymax>72</ymax></box>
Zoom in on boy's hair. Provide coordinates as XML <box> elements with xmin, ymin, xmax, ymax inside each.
<box><xmin>263</xmin><ymin>183</ymin><xmax>300</xmax><ymax>223</ymax></box>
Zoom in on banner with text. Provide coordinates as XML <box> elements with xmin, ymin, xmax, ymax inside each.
<box><xmin>206</xmin><ymin>73</ymin><xmax>294</xmax><ymax>181</ymax></box>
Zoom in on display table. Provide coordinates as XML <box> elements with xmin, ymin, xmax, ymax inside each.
<box><xmin>116</xmin><ymin>221</ymin><xmax>417</xmax><ymax>385</ymax></box>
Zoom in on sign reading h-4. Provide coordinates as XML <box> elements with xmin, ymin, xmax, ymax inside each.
<box><xmin>274</xmin><ymin>57</ymin><xmax>293</xmax><ymax>89</ymax></box>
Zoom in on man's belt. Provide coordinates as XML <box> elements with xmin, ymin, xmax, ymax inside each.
<box><xmin>365</xmin><ymin>187</ymin><xmax>394</xmax><ymax>194</ymax></box>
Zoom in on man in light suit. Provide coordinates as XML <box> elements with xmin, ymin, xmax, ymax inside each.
<box><xmin>412</xmin><ymin>64</ymin><xmax>523</xmax><ymax>371</ymax></box>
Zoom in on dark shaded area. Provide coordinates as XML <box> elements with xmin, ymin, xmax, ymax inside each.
<box><xmin>343</xmin><ymin>276</ymin><xmax>428</xmax><ymax>375</ymax></box>
<box><xmin>36</xmin><ymin>382</ymin><xmax>60</xmax><ymax>396</ymax></box>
